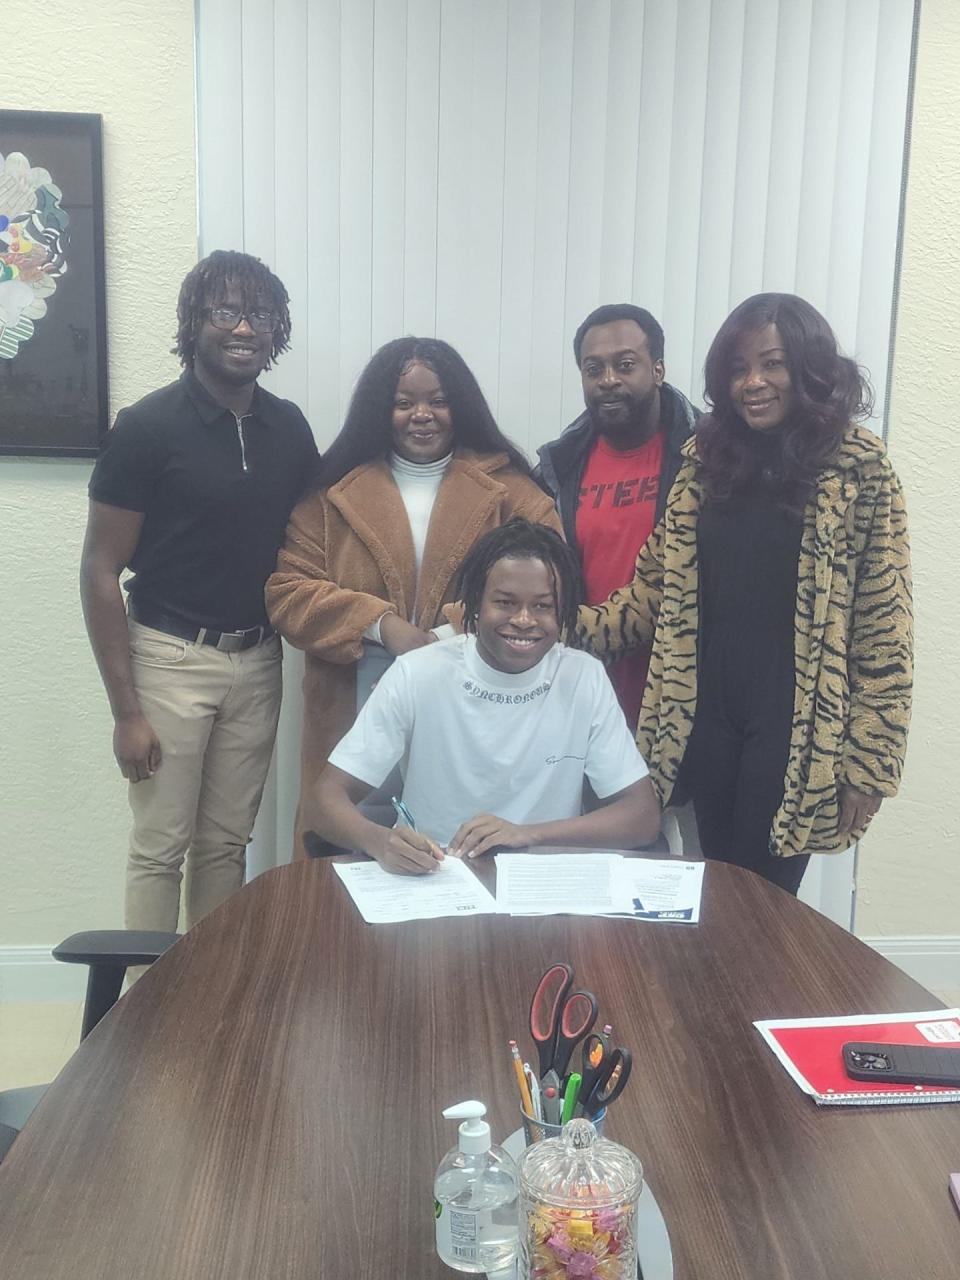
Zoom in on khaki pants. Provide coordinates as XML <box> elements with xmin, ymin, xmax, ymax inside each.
<box><xmin>124</xmin><ymin>621</ymin><xmax>282</xmax><ymax>934</ymax></box>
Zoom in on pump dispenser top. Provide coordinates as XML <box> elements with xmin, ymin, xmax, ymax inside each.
<box><xmin>442</xmin><ymin>1101</ymin><xmax>491</xmax><ymax>1155</ymax></box>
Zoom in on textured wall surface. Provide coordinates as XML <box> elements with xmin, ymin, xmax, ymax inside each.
<box><xmin>856</xmin><ymin>0</ymin><xmax>960</xmax><ymax>936</ymax></box>
<box><xmin>0</xmin><ymin>0</ymin><xmax>197</xmax><ymax>945</ymax></box>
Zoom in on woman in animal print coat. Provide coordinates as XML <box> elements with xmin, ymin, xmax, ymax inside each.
<box><xmin>577</xmin><ymin>293</ymin><xmax>912</xmax><ymax>893</ymax></box>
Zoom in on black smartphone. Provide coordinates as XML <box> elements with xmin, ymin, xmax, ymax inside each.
<box><xmin>842</xmin><ymin>1041</ymin><xmax>960</xmax><ymax>1087</ymax></box>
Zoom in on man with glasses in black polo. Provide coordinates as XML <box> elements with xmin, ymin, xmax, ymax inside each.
<box><xmin>81</xmin><ymin>250</ymin><xmax>318</xmax><ymax>941</ymax></box>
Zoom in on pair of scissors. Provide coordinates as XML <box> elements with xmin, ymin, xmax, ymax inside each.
<box><xmin>529</xmin><ymin>963</ymin><xmax>598</xmax><ymax>1082</ymax></box>
<box><xmin>577</xmin><ymin>1032</ymin><xmax>632</xmax><ymax>1118</ymax></box>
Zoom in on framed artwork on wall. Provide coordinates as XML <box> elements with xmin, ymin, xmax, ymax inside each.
<box><xmin>0</xmin><ymin>110</ymin><xmax>108</xmax><ymax>457</ymax></box>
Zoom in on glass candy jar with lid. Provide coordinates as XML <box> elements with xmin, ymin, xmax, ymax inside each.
<box><xmin>516</xmin><ymin>1117</ymin><xmax>642</xmax><ymax>1279</ymax></box>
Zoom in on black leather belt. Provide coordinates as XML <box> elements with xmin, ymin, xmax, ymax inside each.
<box><xmin>128</xmin><ymin>599</ymin><xmax>275</xmax><ymax>653</ymax></box>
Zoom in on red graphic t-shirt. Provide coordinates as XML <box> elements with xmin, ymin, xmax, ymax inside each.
<box><xmin>575</xmin><ymin>431</ymin><xmax>664</xmax><ymax>730</ymax></box>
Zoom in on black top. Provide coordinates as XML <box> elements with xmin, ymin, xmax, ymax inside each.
<box><xmin>89</xmin><ymin>370</ymin><xmax>318</xmax><ymax>630</ymax></box>
<box><xmin>698</xmin><ymin>435</ymin><xmax>803</xmax><ymax>651</ymax></box>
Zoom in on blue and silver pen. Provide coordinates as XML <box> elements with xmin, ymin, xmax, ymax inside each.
<box><xmin>390</xmin><ymin>796</ymin><xmax>417</xmax><ymax>830</ymax></box>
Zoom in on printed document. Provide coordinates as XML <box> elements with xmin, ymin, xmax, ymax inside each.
<box><xmin>333</xmin><ymin>856</ymin><xmax>498</xmax><ymax>924</ymax></box>
<box><xmin>494</xmin><ymin>854</ymin><xmax>704</xmax><ymax>922</ymax></box>
<box><xmin>495</xmin><ymin>853</ymin><xmax>627</xmax><ymax>916</ymax></box>
<box><xmin>610</xmin><ymin>858</ymin><xmax>705</xmax><ymax>923</ymax></box>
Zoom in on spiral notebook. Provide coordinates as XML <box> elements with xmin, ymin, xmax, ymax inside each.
<box><xmin>754</xmin><ymin>1009</ymin><xmax>960</xmax><ymax>1106</ymax></box>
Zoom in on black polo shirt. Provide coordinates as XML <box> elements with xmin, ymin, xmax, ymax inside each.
<box><xmin>89</xmin><ymin>369</ymin><xmax>319</xmax><ymax>630</ymax></box>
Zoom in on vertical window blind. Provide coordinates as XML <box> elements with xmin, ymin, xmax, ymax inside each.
<box><xmin>196</xmin><ymin>0</ymin><xmax>917</xmax><ymax>879</ymax></box>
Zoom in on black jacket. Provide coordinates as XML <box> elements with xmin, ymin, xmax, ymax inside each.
<box><xmin>535</xmin><ymin>382</ymin><xmax>700</xmax><ymax>549</ymax></box>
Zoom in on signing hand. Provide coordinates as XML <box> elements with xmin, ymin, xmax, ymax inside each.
<box><xmin>449</xmin><ymin>814</ymin><xmax>534</xmax><ymax>861</ymax></box>
<box><xmin>113</xmin><ymin>713</ymin><xmax>162</xmax><ymax>782</ymax></box>
<box><xmin>379</xmin><ymin>613</ymin><xmax>437</xmax><ymax>657</ymax></box>
<box><xmin>837</xmin><ymin>785</ymin><xmax>882</xmax><ymax>836</ymax></box>
<box><xmin>373</xmin><ymin>825</ymin><xmax>445</xmax><ymax>875</ymax></box>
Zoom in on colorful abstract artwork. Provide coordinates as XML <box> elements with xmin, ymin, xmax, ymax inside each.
<box><xmin>0</xmin><ymin>152</ymin><xmax>70</xmax><ymax>360</ymax></box>
<box><xmin>0</xmin><ymin>111</ymin><xmax>107</xmax><ymax>456</ymax></box>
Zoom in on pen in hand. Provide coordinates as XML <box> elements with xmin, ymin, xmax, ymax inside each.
<box><xmin>380</xmin><ymin>799</ymin><xmax>443</xmax><ymax>873</ymax></box>
<box><xmin>390</xmin><ymin>796</ymin><xmax>417</xmax><ymax>830</ymax></box>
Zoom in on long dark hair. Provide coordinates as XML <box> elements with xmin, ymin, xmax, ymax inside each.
<box><xmin>697</xmin><ymin>293</ymin><xmax>873</xmax><ymax>504</ymax></box>
<box><xmin>455</xmin><ymin>519</ymin><xmax>581</xmax><ymax>641</ymax></box>
<box><xmin>173</xmin><ymin>250</ymin><xmax>291</xmax><ymax>369</ymax></box>
<box><xmin>320</xmin><ymin>337</ymin><xmax>532</xmax><ymax>486</ymax></box>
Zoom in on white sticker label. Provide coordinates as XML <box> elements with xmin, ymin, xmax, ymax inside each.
<box><xmin>916</xmin><ymin>1020</ymin><xmax>960</xmax><ymax>1043</ymax></box>
<box><xmin>436</xmin><ymin>1204</ymin><xmax>488</xmax><ymax>1265</ymax></box>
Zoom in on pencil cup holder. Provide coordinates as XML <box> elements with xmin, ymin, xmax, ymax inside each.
<box><xmin>516</xmin><ymin>1117</ymin><xmax>642</xmax><ymax>1280</ymax></box>
<box><xmin>520</xmin><ymin>1107</ymin><xmax>605</xmax><ymax>1145</ymax></box>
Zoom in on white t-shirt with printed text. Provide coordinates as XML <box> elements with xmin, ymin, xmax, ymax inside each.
<box><xmin>328</xmin><ymin>634</ymin><xmax>648</xmax><ymax>846</ymax></box>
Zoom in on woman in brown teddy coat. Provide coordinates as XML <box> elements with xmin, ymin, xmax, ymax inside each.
<box><xmin>266</xmin><ymin>337</ymin><xmax>561</xmax><ymax>856</ymax></box>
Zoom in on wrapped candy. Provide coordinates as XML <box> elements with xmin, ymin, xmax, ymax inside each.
<box><xmin>517</xmin><ymin>1118</ymin><xmax>642</xmax><ymax>1279</ymax></box>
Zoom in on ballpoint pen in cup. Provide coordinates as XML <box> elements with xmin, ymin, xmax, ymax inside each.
<box><xmin>524</xmin><ymin>1063</ymin><xmax>543</xmax><ymax>1122</ymax></box>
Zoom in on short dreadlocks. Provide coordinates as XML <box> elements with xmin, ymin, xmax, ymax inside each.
<box><xmin>172</xmin><ymin>250</ymin><xmax>292</xmax><ymax>369</ymax></box>
<box><xmin>454</xmin><ymin>519</ymin><xmax>581</xmax><ymax>641</ymax></box>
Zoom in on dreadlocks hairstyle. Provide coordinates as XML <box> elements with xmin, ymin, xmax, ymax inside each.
<box><xmin>320</xmin><ymin>336</ymin><xmax>533</xmax><ymax>486</ymax></box>
<box><xmin>573</xmin><ymin>303</ymin><xmax>665</xmax><ymax>365</ymax></box>
<box><xmin>173</xmin><ymin>250</ymin><xmax>292</xmax><ymax>369</ymax></box>
<box><xmin>454</xmin><ymin>519</ymin><xmax>581</xmax><ymax>642</ymax></box>
<box><xmin>697</xmin><ymin>292</ymin><xmax>873</xmax><ymax>506</ymax></box>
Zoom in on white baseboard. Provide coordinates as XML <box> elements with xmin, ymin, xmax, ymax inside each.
<box><xmin>860</xmin><ymin>936</ymin><xmax>960</xmax><ymax>996</ymax></box>
<box><xmin>0</xmin><ymin>947</ymin><xmax>87</xmax><ymax>1003</ymax></box>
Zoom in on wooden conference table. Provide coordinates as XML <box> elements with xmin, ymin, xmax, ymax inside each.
<box><xmin>1</xmin><ymin>854</ymin><xmax>958</xmax><ymax>1279</ymax></box>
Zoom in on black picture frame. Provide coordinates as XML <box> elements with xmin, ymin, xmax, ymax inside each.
<box><xmin>0</xmin><ymin>110</ymin><xmax>108</xmax><ymax>457</ymax></box>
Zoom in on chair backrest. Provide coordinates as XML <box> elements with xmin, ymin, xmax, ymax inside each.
<box><xmin>0</xmin><ymin>1122</ymin><xmax>18</xmax><ymax>1162</ymax></box>
<box><xmin>0</xmin><ymin>930</ymin><xmax>179</xmax><ymax>1161</ymax></box>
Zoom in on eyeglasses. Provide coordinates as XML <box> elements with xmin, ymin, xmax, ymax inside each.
<box><xmin>205</xmin><ymin>306</ymin><xmax>276</xmax><ymax>334</ymax></box>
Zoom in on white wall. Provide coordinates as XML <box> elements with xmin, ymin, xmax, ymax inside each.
<box><xmin>0</xmin><ymin>0</ymin><xmax>197</xmax><ymax>962</ymax></box>
<box><xmin>856</xmin><ymin>0</ymin><xmax>960</xmax><ymax>952</ymax></box>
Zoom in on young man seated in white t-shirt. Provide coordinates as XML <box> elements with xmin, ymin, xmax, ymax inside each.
<box><xmin>314</xmin><ymin>519</ymin><xmax>661</xmax><ymax>873</ymax></box>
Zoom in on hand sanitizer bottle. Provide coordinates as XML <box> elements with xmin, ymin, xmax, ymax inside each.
<box><xmin>434</xmin><ymin>1100</ymin><xmax>519</xmax><ymax>1274</ymax></box>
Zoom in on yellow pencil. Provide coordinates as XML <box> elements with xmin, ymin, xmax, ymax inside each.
<box><xmin>509</xmin><ymin>1039</ymin><xmax>534</xmax><ymax>1117</ymax></box>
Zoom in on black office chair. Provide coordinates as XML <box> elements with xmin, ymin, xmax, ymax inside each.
<box><xmin>0</xmin><ymin>1123</ymin><xmax>17</xmax><ymax>1164</ymax></box>
<box><xmin>0</xmin><ymin>929</ymin><xmax>179</xmax><ymax>1160</ymax></box>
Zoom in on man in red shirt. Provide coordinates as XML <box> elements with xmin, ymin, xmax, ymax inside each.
<box><xmin>537</xmin><ymin>304</ymin><xmax>699</xmax><ymax>730</ymax></box>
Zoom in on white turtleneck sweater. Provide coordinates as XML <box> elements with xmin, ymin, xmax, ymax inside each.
<box><xmin>364</xmin><ymin>451</ymin><xmax>454</xmax><ymax>643</ymax></box>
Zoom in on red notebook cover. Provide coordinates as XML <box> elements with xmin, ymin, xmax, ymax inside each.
<box><xmin>754</xmin><ymin>1009</ymin><xmax>960</xmax><ymax>1106</ymax></box>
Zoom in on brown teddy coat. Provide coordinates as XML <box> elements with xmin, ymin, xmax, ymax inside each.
<box><xmin>265</xmin><ymin>449</ymin><xmax>561</xmax><ymax>854</ymax></box>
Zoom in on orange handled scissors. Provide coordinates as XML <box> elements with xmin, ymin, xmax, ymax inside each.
<box><xmin>578</xmin><ymin>1033</ymin><xmax>632</xmax><ymax>1119</ymax></box>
